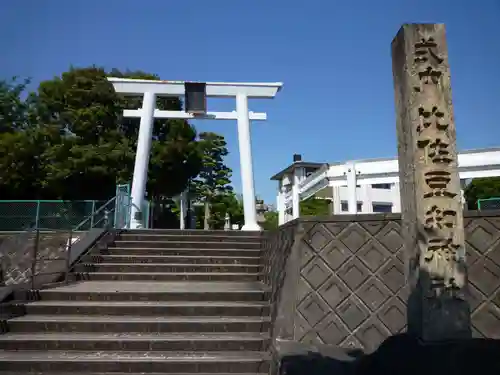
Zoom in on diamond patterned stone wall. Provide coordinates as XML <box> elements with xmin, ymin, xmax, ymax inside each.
<box><xmin>1</xmin><ymin>231</ymin><xmax>74</xmax><ymax>286</ymax></box>
<box><xmin>295</xmin><ymin>218</ymin><xmax>407</xmax><ymax>352</ymax></box>
<box><xmin>265</xmin><ymin>211</ymin><xmax>500</xmax><ymax>355</ymax></box>
<box><xmin>261</xmin><ymin>222</ymin><xmax>298</xmax><ymax>331</ymax></box>
<box><xmin>464</xmin><ymin>213</ymin><xmax>500</xmax><ymax>339</ymax></box>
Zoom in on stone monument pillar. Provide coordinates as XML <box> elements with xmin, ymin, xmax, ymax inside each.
<box><xmin>391</xmin><ymin>24</ymin><xmax>471</xmax><ymax>341</ymax></box>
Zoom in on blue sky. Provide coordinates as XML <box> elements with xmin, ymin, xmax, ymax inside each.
<box><xmin>1</xmin><ymin>0</ymin><xmax>499</xmax><ymax>204</ymax></box>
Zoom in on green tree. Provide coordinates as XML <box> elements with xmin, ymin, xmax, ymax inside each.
<box><xmin>193</xmin><ymin>193</ymin><xmax>243</xmax><ymax>230</ymax></box>
<box><xmin>0</xmin><ymin>77</ymin><xmax>34</xmax><ymax>132</ymax></box>
<box><xmin>35</xmin><ymin>66</ymin><xmax>120</xmax><ymax>143</ymax></box>
<box><xmin>0</xmin><ymin>66</ymin><xmax>202</xmax><ymax>202</ymax></box>
<box><xmin>224</xmin><ymin>193</ymin><xmax>244</xmax><ymax>229</ymax></box>
<box><xmin>0</xmin><ymin>78</ymin><xmax>55</xmax><ymax>199</ymax></box>
<box><xmin>261</xmin><ymin>210</ymin><xmax>279</xmax><ymax>230</ymax></box>
<box><xmin>191</xmin><ymin>132</ymin><xmax>233</xmax><ymax>229</ymax></box>
<box><xmin>464</xmin><ymin>177</ymin><xmax>500</xmax><ymax>210</ymax></box>
<box><xmin>209</xmin><ymin>192</ymin><xmax>244</xmax><ymax>229</ymax></box>
<box><xmin>0</xmin><ymin>128</ymin><xmax>48</xmax><ymax>199</ymax></box>
<box><xmin>300</xmin><ymin>197</ymin><xmax>331</xmax><ymax>216</ymax></box>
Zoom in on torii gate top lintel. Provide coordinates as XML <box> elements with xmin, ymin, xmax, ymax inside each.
<box><xmin>107</xmin><ymin>77</ymin><xmax>283</xmax><ymax>98</ymax></box>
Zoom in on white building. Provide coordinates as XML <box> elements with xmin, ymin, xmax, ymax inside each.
<box><xmin>271</xmin><ymin>148</ymin><xmax>500</xmax><ymax>225</ymax></box>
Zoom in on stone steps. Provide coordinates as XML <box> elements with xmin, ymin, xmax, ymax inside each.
<box><xmin>99</xmin><ymin>247</ymin><xmax>262</xmax><ymax>257</ymax></box>
<box><xmin>118</xmin><ymin>229</ymin><xmax>263</xmax><ymax>237</ymax></box>
<box><xmin>110</xmin><ymin>240</ymin><xmax>262</xmax><ymax>249</ymax></box>
<box><xmin>25</xmin><ymin>300</ymin><xmax>270</xmax><ymax>316</ymax></box>
<box><xmin>84</xmin><ymin>254</ymin><xmax>262</xmax><ymax>264</ymax></box>
<box><xmin>74</xmin><ymin>262</ymin><xmax>263</xmax><ymax>273</ymax></box>
<box><xmin>0</xmin><ymin>229</ymin><xmax>271</xmax><ymax>374</ymax></box>
<box><xmin>0</xmin><ymin>332</ymin><xmax>270</xmax><ymax>351</ymax></box>
<box><xmin>0</xmin><ymin>350</ymin><xmax>271</xmax><ymax>373</ymax></box>
<box><xmin>0</xmin><ymin>373</ymin><xmax>267</xmax><ymax>375</ymax></box>
<box><xmin>39</xmin><ymin>281</ymin><xmax>269</xmax><ymax>301</ymax></box>
<box><xmin>8</xmin><ymin>315</ymin><xmax>271</xmax><ymax>333</ymax></box>
<box><xmin>72</xmin><ymin>272</ymin><xmax>263</xmax><ymax>282</ymax></box>
<box><xmin>117</xmin><ymin>234</ymin><xmax>262</xmax><ymax>243</ymax></box>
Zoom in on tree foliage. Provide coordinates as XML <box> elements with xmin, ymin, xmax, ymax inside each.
<box><xmin>190</xmin><ymin>132</ymin><xmax>233</xmax><ymax>229</ymax></box>
<box><xmin>194</xmin><ymin>192</ymin><xmax>244</xmax><ymax>230</ymax></box>
<box><xmin>464</xmin><ymin>177</ymin><xmax>500</xmax><ymax>210</ymax></box>
<box><xmin>0</xmin><ymin>77</ymin><xmax>52</xmax><ymax>199</ymax></box>
<box><xmin>0</xmin><ymin>67</ymin><xmax>203</xmax><ymax>202</ymax></box>
<box><xmin>258</xmin><ymin>196</ymin><xmax>331</xmax><ymax>231</ymax></box>
<box><xmin>217</xmin><ymin>192</ymin><xmax>244</xmax><ymax>229</ymax></box>
<box><xmin>261</xmin><ymin>210</ymin><xmax>279</xmax><ymax>230</ymax></box>
<box><xmin>0</xmin><ymin>77</ymin><xmax>33</xmax><ymax>132</ymax></box>
<box><xmin>300</xmin><ymin>197</ymin><xmax>331</xmax><ymax>217</ymax></box>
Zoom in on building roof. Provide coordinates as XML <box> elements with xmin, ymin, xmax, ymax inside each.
<box><xmin>270</xmin><ymin>147</ymin><xmax>500</xmax><ymax>181</ymax></box>
<box><xmin>344</xmin><ymin>146</ymin><xmax>500</xmax><ymax>165</ymax></box>
<box><xmin>270</xmin><ymin>161</ymin><xmax>326</xmax><ymax>180</ymax></box>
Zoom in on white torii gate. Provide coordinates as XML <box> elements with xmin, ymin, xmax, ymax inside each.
<box><xmin>107</xmin><ymin>78</ymin><xmax>283</xmax><ymax>231</ymax></box>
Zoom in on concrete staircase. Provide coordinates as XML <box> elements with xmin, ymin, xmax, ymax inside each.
<box><xmin>0</xmin><ymin>229</ymin><xmax>271</xmax><ymax>374</ymax></box>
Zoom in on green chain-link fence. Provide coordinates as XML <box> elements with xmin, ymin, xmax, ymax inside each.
<box><xmin>477</xmin><ymin>198</ymin><xmax>500</xmax><ymax>211</ymax></box>
<box><xmin>0</xmin><ymin>200</ymin><xmax>108</xmax><ymax>231</ymax></box>
<box><xmin>0</xmin><ymin>183</ymin><xmax>159</xmax><ymax>231</ymax></box>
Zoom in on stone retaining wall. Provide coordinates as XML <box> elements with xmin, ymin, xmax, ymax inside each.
<box><xmin>262</xmin><ymin>211</ymin><xmax>500</xmax><ymax>354</ymax></box>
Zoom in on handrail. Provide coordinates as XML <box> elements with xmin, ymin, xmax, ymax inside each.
<box><xmin>73</xmin><ymin>196</ymin><xmax>116</xmax><ymax>231</ymax></box>
<box><xmin>29</xmin><ymin>227</ymin><xmax>76</xmax><ymax>290</ymax></box>
<box><xmin>31</xmin><ymin>197</ymin><xmax>117</xmax><ymax>288</ymax></box>
<box><xmin>0</xmin><ymin>193</ymin><xmax>121</xmax><ymax>292</ymax></box>
<box><xmin>297</xmin><ymin>165</ymin><xmax>330</xmax><ymax>200</ymax></box>
<box><xmin>298</xmin><ymin>163</ymin><xmax>329</xmax><ymax>190</ymax></box>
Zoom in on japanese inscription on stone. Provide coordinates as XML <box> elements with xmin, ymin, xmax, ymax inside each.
<box><xmin>392</xmin><ymin>24</ymin><xmax>470</xmax><ymax>341</ymax></box>
<box><xmin>413</xmin><ymin>33</ymin><xmax>463</xmax><ymax>291</ymax></box>
<box><xmin>413</xmin><ymin>37</ymin><xmax>443</xmax><ymax>91</ymax></box>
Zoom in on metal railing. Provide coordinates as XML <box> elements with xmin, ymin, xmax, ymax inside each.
<box><xmin>0</xmin><ymin>195</ymin><xmax>122</xmax><ymax>290</ymax></box>
<box><xmin>74</xmin><ymin>196</ymin><xmax>115</xmax><ymax>231</ymax></box>
<box><xmin>0</xmin><ymin>200</ymin><xmax>107</xmax><ymax>231</ymax></box>
<box><xmin>29</xmin><ymin>227</ymin><xmax>74</xmax><ymax>289</ymax></box>
<box><xmin>477</xmin><ymin>197</ymin><xmax>500</xmax><ymax>211</ymax></box>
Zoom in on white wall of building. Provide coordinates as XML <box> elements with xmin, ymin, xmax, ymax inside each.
<box><xmin>274</xmin><ymin>148</ymin><xmax>500</xmax><ymax>222</ymax></box>
<box><xmin>332</xmin><ymin>184</ymin><xmax>400</xmax><ymax>214</ymax></box>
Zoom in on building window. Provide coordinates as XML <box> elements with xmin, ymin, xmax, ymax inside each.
<box><xmin>305</xmin><ymin>167</ymin><xmax>320</xmax><ymax>178</ymax></box>
<box><xmin>372</xmin><ymin>183</ymin><xmax>392</xmax><ymax>189</ymax></box>
<box><xmin>341</xmin><ymin>202</ymin><xmax>363</xmax><ymax>212</ymax></box>
<box><xmin>372</xmin><ymin>203</ymin><xmax>392</xmax><ymax>213</ymax></box>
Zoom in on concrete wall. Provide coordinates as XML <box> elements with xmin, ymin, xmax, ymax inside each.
<box><xmin>262</xmin><ymin>210</ymin><xmax>500</xmax><ymax>355</ymax></box>
<box><xmin>0</xmin><ymin>230</ymin><xmax>104</xmax><ymax>288</ymax></box>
